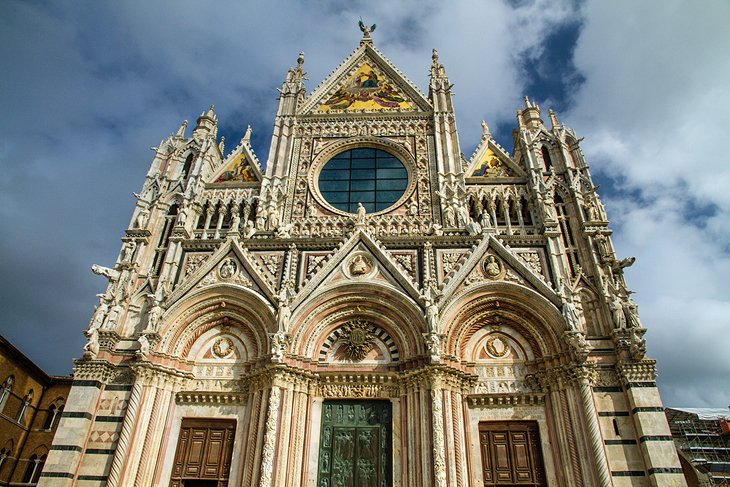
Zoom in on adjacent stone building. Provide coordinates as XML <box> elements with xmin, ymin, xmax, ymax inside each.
<box><xmin>0</xmin><ymin>335</ymin><xmax>72</xmax><ymax>485</ymax></box>
<box><xmin>42</xmin><ymin>27</ymin><xmax>685</xmax><ymax>486</ymax></box>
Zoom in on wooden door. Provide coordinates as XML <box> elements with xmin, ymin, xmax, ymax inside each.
<box><xmin>317</xmin><ymin>400</ymin><xmax>392</xmax><ymax>487</ymax></box>
<box><xmin>170</xmin><ymin>418</ymin><xmax>236</xmax><ymax>487</ymax></box>
<box><xmin>479</xmin><ymin>421</ymin><xmax>546</xmax><ymax>486</ymax></box>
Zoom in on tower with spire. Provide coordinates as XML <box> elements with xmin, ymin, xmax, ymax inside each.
<box><xmin>42</xmin><ymin>24</ymin><xmax>684</xmax><ymax>487</ymax></box>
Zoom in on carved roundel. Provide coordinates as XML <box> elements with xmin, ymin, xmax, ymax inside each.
<box><xmin>485</xmin><ymin>334</ymin><xmax>511</xmax><ymax>358</ymax></box>
<box><xmin>212</xmin><ymin>337</ymin><xmax>235</xmax><ymax>358</ymax></box>
<box><xmin>308</xmin><ymin>137</ymin><xmax>417</xmax><ymax>217</ymax></box>
<box><xmin>218</xmin><ymin>258</ymin><xmax>238</xmax><ymax>280</ymax></box>
<box><xmin>342</xmin><ymin>252</ymin><xmax>377</xmax><ymax>279</ymax></box>
<box><xmin>482</xmin><ymin>254</ymin><xmax>505</xmax><ymax>280</ymax></box>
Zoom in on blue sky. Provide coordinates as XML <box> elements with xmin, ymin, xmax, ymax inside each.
<box><xmin>1</xmin><ymin>0</ymin><xmax>728</xmax><ymax>407</ymax></box>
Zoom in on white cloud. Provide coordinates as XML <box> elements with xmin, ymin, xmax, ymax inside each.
<box><xmin>567</xmin><ymin>0</ymin><xmax>730</xmax><ymax>406</ymax></box>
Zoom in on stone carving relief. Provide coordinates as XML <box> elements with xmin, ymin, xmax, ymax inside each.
<box><xmin>184</xmin><ymin>253</ymin><xmax>209</xmax><ymax>277</ymax></box>
<box><xmin>212</xmin><ymin>337</ymin><xmax>235</xmax><ymax>358</ymax></box>
<box><xmin>340</xmin><ymin>320</ymin><xmax>376</xmax><ymax>361</ymax></box>
<box><xmin>218</xmin><ymin>258</ymin><xmax>238</xmax><ymax>279</ymax></box>
<box><xmin>485</xmin><ymin>335</ymin><xmax>511</xmax><ymax>358</ymax></box>
<box><xmin>343</xmin><ymin>253</ymin><xmax>377</xmax><ymax>279</ymax></box>
<box><xmin>482</xmin><ymin>255</ymin><xmax>505</xmax><ymax>280</ymax></box>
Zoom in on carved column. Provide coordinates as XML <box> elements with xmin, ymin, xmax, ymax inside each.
<box><xmin>430</xmin><ymin>377</ymin><xmax>447</xmax><ymax>487</ymax></box>
<box><xmin>107</xmin><ymin>379</ymin><xmax>142</xmax><ymax>487</ymax></box>
<box><xmin>214</xmin><ymin>205</ymin><xmax>227</xmax><ymax>239</ymax></box>
<box><xmin>259</xmin><ymin>385</ymin><xmax>281</xmax><ymax>487</ymax></box>
<box><xmin>574</xmin><ymin>367</ymin><xmax>612</xmax><ymax>487</ymax></box>
<box><xmin>201</xmin><ymin>204</ymin><xmax>215</xmax><ymax>239</ymax></box>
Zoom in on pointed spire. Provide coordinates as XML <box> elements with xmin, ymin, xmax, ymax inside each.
<box><xmin>243</xmin><ymin>125</ymin><xmax>252</xmax><ymax>143</ymax></box>
<box><xmin>176</xmin><ymin>120</ymin><xmax>188</xmax><ymax>138</ymax></box>
<box><xmin>548</xmin><ymin>109</ymin><xmax>559</xmax><ymax>129</ymax></box>
<box><xmin>519</xmin><ymin>96</ymin><xmax>542</xmax><ymax>130</ymax></box>
<box><xmin>524</xmin><ymin>96</ymin><xmax>532</xmax><ymax>108</ymax></box>
<box><xmin>206</xmin><ymin>104</ymin><xmax>216</xmax><ymax>119</ymax></box>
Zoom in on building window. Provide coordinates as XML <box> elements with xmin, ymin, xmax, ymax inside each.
<box><xmin>43</xmin><ymin>401</ymin><xmax>64</xmax><ymax>430</ymax></box>
<box><xmin>22</xmin><ymin>453</ymin><xmax>46</xmax><ymax>484</ymax></box>
<box><xmin>0</xmin><ymin>376</ymin><xmax>13</xmax><ymax>414</ymax></box>
<box><xmin>17</xmin><ymin>390</ymin><xmax>33</xmax><ymax>425</ymax></box>
<box><xmin>318</xmin><ymin>148</ymin><xmax>408</xmax><ymax>214</ymax></box>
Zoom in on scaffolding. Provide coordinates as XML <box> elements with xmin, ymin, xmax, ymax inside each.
<box><xmin>666</xmin><ymin>408</ymin><xmax>730</xmax><ymax>486</ymax></box>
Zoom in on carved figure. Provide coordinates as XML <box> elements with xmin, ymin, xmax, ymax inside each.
<box><xmin>120</xmin><ymin>241</ymin><xmax>136</xmax><ymax>264</ymax></box>
<box><xmin>425</xmin><ymin>332</ymin><xmax>441</xmax><ymax>358</ymax></box>
<box><xmin>584</xmin><ymin>199</ymin><xmax>599</xmax><ymax>221</ymax></box>
<box><xmin>219</xmin><ymin>259</ymin><xmax>237</xmax><ymax>279</ymax></box>
<box><xmin>89</xmin><ymin>295</ymin><xmax>109</xmax><ymax>331</ymax></box>
<box><xmin>145</xmin><ymin>295</ymin><xmax>163</xmax><ymax>332</ymax></box>
<box><xmin>91</xmin><ymin>265</ymin><xmax>119</xmax><ymax>282</ymax></box>
<box><xmin>485</xmin><ymin>255</ymin><xmax>501</xmax><ymax>278</ymax></box>
<box><xmin>424</xmin><ymin>298</ymin><xmax>439</xmax><ymax>332</ymax></box>
<box><xmin>134</xmin><ymin>208</ymin><xmax>149</xmax><ymax>229</ymax></box>
<box><xmin>560</xmin><ymin>280</ymin><xmax>581</xmax><ymax>331</ymax></box>
<box><xmin>356</xmin><ymin>202</ymin><xmax>366</xmax><ymax>224</ymax></box>
<box><xmin>270</xmin><ymin>331</ymin><xmax>289</xmax><ymax>361</ymax></box>
<box><xmin>137</xmin><ymin>334</ymin><xmax>150</xmax><ymax>358</ymax></box>
<box><xmin>443</xmin><ymin>206</ymin><xmax>456</xmax><ymax>227</ymax></box>
<box><xmin>83</xmin><ymin>328</ymin><xmax>99</xmax><ymax>358</ymax></box>
<box><xmin>479</xmin><ymin>210</ymin><xmax>492</xmax><ymax>229</ymax></box>
<box><xmin>624</xmin><ymin>301</ymin><xmax>643</xmax><ymax>329</ymax></box>
<box><xmin>610</xmin><ymin>295</ymin><xmax>627</xmax><ymax>328</ymax></box>
<box><xmin>349</xmin><ymin>255</ymin><xmax>371</xmax><ymax>275</ymax></box>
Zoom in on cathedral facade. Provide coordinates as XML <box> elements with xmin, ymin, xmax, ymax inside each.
<box><xmin>42</xmin><ymin>29</ymin><xmax>685</xmax><ymax>486</ymax></box>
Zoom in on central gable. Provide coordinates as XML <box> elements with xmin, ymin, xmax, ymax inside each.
<box><xmin>301</xmin><ymin>43</ymin><xmax>432</xmax><ymax>114</ymax></box>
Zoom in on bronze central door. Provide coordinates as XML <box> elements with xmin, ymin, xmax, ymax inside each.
<box><xmin>317</xmin><ymin>400</ymin><xmax>392</xmax><ymax>487</ymax></box>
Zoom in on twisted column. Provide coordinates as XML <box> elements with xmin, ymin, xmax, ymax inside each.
<box><xmin>107</xmin><ymin>381</ymin><xmax>142</xmax><ymax>487</ymax></box>
<box><xmin>577</xmin><ymin>376</ymin><xmax>612</xmax><ymax>487</ymax></box>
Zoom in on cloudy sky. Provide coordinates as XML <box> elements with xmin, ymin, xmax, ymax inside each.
<box><xmin>1</xmin><ymin>0</ymin><xmax>728</xmax><ymax>407</ymax></box>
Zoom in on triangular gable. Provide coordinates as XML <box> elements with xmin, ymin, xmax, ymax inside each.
<box><xmin>292</xmin><ymin>229</ymin><xmax>421</xmax><ymax>309</ymax></box>
<box><xmin>438</xmin><ymin>234</ymin><xmax>560</xmax><ymax>308</ymax></box>
<box><xmin>166</xmin><ymin>239</ymin><xmax>276</xmax><ymax>307</ymax></box>
<box><xmin>301</xmin><ymin>43</ymin><xmax>431</xmax><ymax>114</ymax></box>
<box><xmin>465</xmin><ymin>138</ymin><xmax>526</xmax><ymax>179</ymax></box>
<box><xmin>208</xmin><ymin>141</ymin><xmax>262</xmax><ymax>186</ymax></box>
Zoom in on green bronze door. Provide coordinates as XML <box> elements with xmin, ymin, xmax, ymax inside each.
<box><xmin>317</xmin><ymin>400</ymin><xmax>392</xmax><ymax>487</ymax></box>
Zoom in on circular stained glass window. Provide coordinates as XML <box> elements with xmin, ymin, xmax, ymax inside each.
<box><xmin>318</xmin><ymin>148</ymin><xmax>408</xmax><ymax>214</ymax></box>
